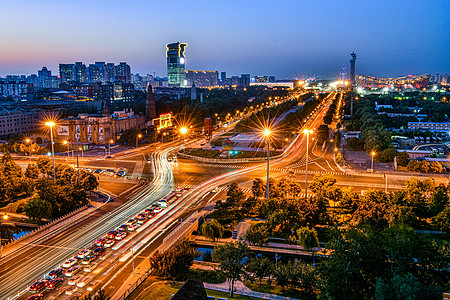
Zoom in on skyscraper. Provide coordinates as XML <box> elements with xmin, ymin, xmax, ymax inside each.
<box><xmin>115</xmin><ymin>62</ymin><xmax>131</xmax><ymax>83</ymax></box>
<box><xmin>166</xmin><ymin>42</ymin><xmax>187</xmax><ymax>87</ymax></box>
<box><xmin>88</xmin><ymin>64</ymin><xmax>101</xmax><ymax>82</ymax></box>
<box><xmin>59</xmin><ymin>64</ymin><xmax>75</xmax><ymax>83</ymax></box>
<box><xmin>349</xmin><ymin>52</ymin><xmax>357</xmax><ymax>86</ymax></box>
<box><xmin>74</xmin><ymin>62</ymin><xmax>88</xmax><ymax>83</ymax></box>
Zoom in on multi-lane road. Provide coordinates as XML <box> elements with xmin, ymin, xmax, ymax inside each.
<box><xmin>1</xmin><ymin>91</ymin><xmax>430</xmax><ymax>299</ymax></box>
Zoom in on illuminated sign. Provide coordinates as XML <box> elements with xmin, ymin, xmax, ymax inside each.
<box><xmin>156</xmin><ymin>113</ymin><xmax>173</xmax><ymax>130</ymax></box>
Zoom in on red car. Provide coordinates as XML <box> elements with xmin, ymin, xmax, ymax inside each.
<box><xmin>107</xmin><ymin>230</ymin><xmax>117</xmax><ymax>239</ymax></box>
<box><xmin>46</xmin><ymin>278</ymin><xmax>64</xmax><ymax>290</ymax></box>
<box><xmin>28</xmin><ymin>280</ymin><xmax>47</xmax><ymax>292</ymax></box>
<box><xmin>26</xmin><ymin>295</ymin><xmax>43</xmax><ymax>300</ymax></box>
<box><xmin>95</xmin><ymin>238</ymin><xmax>106</xmax><ymax>246</ymax></box>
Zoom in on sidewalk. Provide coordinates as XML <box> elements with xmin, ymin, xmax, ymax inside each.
<box><xmin>204</xmin><ymin>280</ymin><xmax>299</xmax><ymax>300</ymax></box>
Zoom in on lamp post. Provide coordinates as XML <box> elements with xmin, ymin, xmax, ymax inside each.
<box><xmin>63</xmin><ymin>140</ymin><xmax>69</xmax><ymax>161</ymax></box>
<box><xmin>0</xmin><ymin>214</ymin><xmax>9</xmax><ymax>258</ymax></box>
<box><xmin>79</xmin><ymin>147</ymin><xmax>84</xmax><ymax>158</ymax></box>
<box><xmin>303</xmin><ymin>129</ymin><xmax>313</xmax><ymax>198</ymax></box>
<box><xmin>371</xmin><ymin>151</ymin><xmax>376</xmax><ymax>174</ymax></box>
<box><xmin>25</xmin><ymin>138</ymin><xmax>31</xmax><ymax>164</ymax></box>
<box><xmin>45</xmin><ymin>121</ymin><xmax>56</xmax><ymax>182</ymax></box>
<box><xmin>179</xmin><ymin>127</ymin><xmax>188</xmax><ymax>151</ymax></box>
<box><xmin>109</xmin><ymin>139</ymin><xmax>114</xmax><ymax>156</ymax></box>
<box><xmin>263</xmin><ymin>128</ymin><xmax>271</xmax><ymax>200</ymax></box>
<box><xmin>136</xmin><ymin>134</ymin><xmax>142</xmax><ymax>148</ymax></box>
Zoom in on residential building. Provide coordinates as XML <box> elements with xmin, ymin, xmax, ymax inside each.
<box><xmin>0</xmin><ymin>108</ymin><xmax>45</xmax><ymax>137</ymax></box>
<box><xmin>59</xmin><ymin>64</ymin><xmax>75</xmax><ymax>83</ymax></box>
<box><xmin>185</xmin><ymin>70</ymin><xmax>218</xmax><ymax>87</ymax></box>
<box><xmin>408</xmin><ymin>122</ymin><xmax>450</xmax><ymax>132</ymax></box>
<box><xmin>74</xmin><ymin>62</ymin><xmax>88</xmax><ymax>83</ymax></box>
<box><xmin>115</xmin><ymin>62</ymin><xmax>131</xmax><ymax>83</ymax></box>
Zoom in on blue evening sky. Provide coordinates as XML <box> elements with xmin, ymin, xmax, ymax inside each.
<box><xmin>0</xmin><ymin>0</ymin><xmax>448</xmax><ymax>79</ymax></box>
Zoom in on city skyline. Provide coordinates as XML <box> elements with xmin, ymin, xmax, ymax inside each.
<box><xmin>0</xmin><ymin>0</ymin><xmax>449</xmax><ymax>78</ymax></box>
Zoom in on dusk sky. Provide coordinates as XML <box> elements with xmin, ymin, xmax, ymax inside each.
<box><xmin>0</xmin><ymin>0</ymin><xmax>448</xmax><ymax>79</ymax></box>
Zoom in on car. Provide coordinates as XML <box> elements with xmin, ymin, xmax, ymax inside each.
<box><xmin>95</xmin><ymin>238</ymin><xmax>106</xmax><ymax>247</ymax></box>
<box><xmin>118</xmin><ymin>224</ymin><xmax>128</xmax><ymax>231</ymax></box>
<box><xmin>128</xmin><ymin>223</ymin><xmax>138</xmax><ymax>231</ymax></box>
<box><xmin>84</xmin><ymin>262</ymin><xmax>98</xmax><ymax>273</ymax></box>
<box><xmin>116</xmin><ymin>170</ymin><xmax>126</xmax><ymax>177</ymax></box>
<box><xmin>175</xmin><ymin>187</ymin><xmax>182</xmax><ymax>192</ymax></box>
<box><xmin>106</xmin><ymin>168</ymin><xmax>115</xmax><ymax>173</ymax></box>
<box><xmin>77</xmin><ymin>249</ymin><xmax>92</xmax><ymax>259</ymax></box>
<box><xmin>167</xmin><ymin>157</ymin><xmax>172</xmax><ymax>162</ymax></box>
<box><xmin>65</xmin><ymin>286</ymin><xmax>78</xmax><ymax>295</ymax></box>
<box><xmin>137</xmin><ymin>218</ymin><xmax>147</xmax><ymax>225</ymax></box>
<box><xmin>65</xmin><ymin>266</ymin><xmax>82</xmax><ymax>277</ymax></box>
<box><xmin>107</xmin><ymin>230</ymin><xmax>117</xmax><ymax>239</ymax></box>
<box><xmin>29</xmin><ymin>280</ymin><xmax>47</xmax><ymax>292</ymax></box>
<box><xmin>104</xmin><ymin>240</ymin><xmax>115</xmax><ymax>248</ymax></box>
<box><xmin>144</xmin><ymin>208</ymin><xmax>153</xmax><ymax>217</ymax></box>
<box><xmin>153</xmin><ymin>207</ymin><xmax>163</xmax><ymax>213</ymax></box>
<box><xmin>93</xmin><ymin>169</ymin><xmax>104</xmax><ymax>174</ymax></box>
<box><xmin>76</xmin><ymin>276</ymin><xmax>89</xmax><ymax>288</ymax></box>
<box><xmin>82</xmin><ymin>255</ymin><xmax>96</xmax><ymax>265</ymax></box>
<box><xmin>86</xmin><ymin>281</ymin><xmax>97</xmax><ymax>292</ymax></box>
<box><xmin>26</xmin><ymin>295</ymin><xmax>44</xmax><ymax>300</ymax></box>
<box><xmin>105</xmin><ymin>155</ymin><xmax>113</xmax><ymax>159</ymax></box>
<box><xmin>47</xmin><ymin>268</ymin><xmax>64</xmax><ymax>279</ymax></box>
<box><xmin>158</xmin><ymin>199</ymin><xmax>168</xmax><ymax>207</ymax></box>
<box><xmin>68</xmin><ymin>275</ymin><xmax>82</xmax><ymax>286</ymax></box>
<box><xmin>173</xmin><ymin>157</ymin><xmax>177</xmax><ymax>162</ymax></box>
<box><xmin>62</xmin><ymin>258</ymin><xmax>78</xmax><ymax>268</ymax></box>
<box><xmin>93</xmin><ymin>247</ymin><xmax>106</xmax><ymax>257</ymax></box>
<box><xmin>115</xmin><ymin>231</ymin><xmax>127</xmax><ymax>240</ymax></box>
<box><xmin>125</xmin><ymin>218</ymin><xmax>136</xmax><ymax>226</ymax></box>
<box><xmin>45</xmin><ymin>278</ymin><xmax>63</xmax><ymax>290</ymax></box>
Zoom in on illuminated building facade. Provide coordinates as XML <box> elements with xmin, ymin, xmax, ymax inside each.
<box><xmin>166</xmin><ymin>42</ymin><xmax>187</xmax><ymax>87</ymax></box>
<box><xmin>356</xmin><ymin>74</ymin><xmax>430</xmax><ymax>89</ymax></box>
<box><xmin>185</xmin><ymin>70</ymin><xmax>218</xmax><ymax>87</ymax></box>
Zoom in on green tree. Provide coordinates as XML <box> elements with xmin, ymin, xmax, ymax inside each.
<box><xmin>244</xmin><ymin>223</ymin><xmax>269</xmax><ymax>246</ymax></box>
<box><xmin>36</xmin><ymin>156</ymin><xmax>52</xmax><ymax>176</ymax></box>
<box><xmin>149</xmin><ymin>240</ymin><xmax>199</xmax><ymax>282</ymax></box>
<box><xmin>397</xmin><ymin>151</ymin><xmax>410</xmax><ymax>167</ymax></box>
<box><xmin>309</xmin><ymin>174</ymin><xmax>336</xmax><ymax>195</ymax></box>
<box><xmin>296</xmin><ymin>226</ymin><xmax>319</xmax><ymax>252</ymax></box>
<box><xmin>434</xmin><ymin>207</ymin><xmax>450</xmax><ymax>236</ymax></box>
<box><xmin>213</xmin><ymin>240</ymin><xmax>249</xmax><ymax>298</ymax></box>
<box><xmin>251</xmin><ymin>178</ymin><xmax>265</xmax><ymax>198</ymax></box>
<box><xmin>246</xmin><ymin>256</ymin><xmax>274</xmax><ymax>288</ymax></box>
<box><xmin>23</xmin><ymin>198</ymin><xmax>52</xmax><ymax>222</ymax></box>
<box><xmin>25</xmin><ymin>163</ymin><xmax>40</xmax><ymax>179</ymax></box>
<box><xmin>201</xmin><ymin>219</ymin><xmax>224</xmax><ymax>242</ymax></box>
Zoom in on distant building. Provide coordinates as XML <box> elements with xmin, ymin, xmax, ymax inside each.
<box><xmin>59</xmin><ymin>64</ymin><xmax>75</xmax><ymax>84</ymax></box>
<box><xmin>250</xmin><ymin>81</ymin><xmax>294</xmax><ymax>89</ymax></box>
<box><xmin>166</xmin><ymin>42</ymin><xmax>187</xmax><ymax>87</ymax></box>
<box><xmin>74</xmin><ymin>62</ymin><xmax>88</xmax><ymax>83</ymax></box>
<box><xmin>36</xmin><ymin>67</ymin><xmax>59</xmax><ymax>89</ymax></box>
<box><xmin>0</xmin><ymin>80</ymin><xmax>31</xmax><ymax>99</ymax></box>
<box><xmin>191</xmin><ymin>83</ymin><xmax>197</xmax><ymax>100</ymax></box>
<box><xmin>241</xmin><ymin>74</ymin><xmax>250</xmax><ymax>87</ymax></box>
<box><xmin>115</xmin><ymin>62</ymin><xmax>131</xmax><ymax>83</ymax></box>
<box><xmin>146</xmin><ymin>84</ymin><xmax>157</xmax><ymax>120</ymax></box>
<box><xmin>88</xmin><ymin>64</ymin><xmax>101</xmax><ymax>83</ymax></box>
<box><xmin>0</xmin><ymin>108</ymin><xmax>46</xmax><ymax>137</ymax></box>
<box><xmin>185</xmin><ymin>70</ymin><xmax>218</xmax><ymax>87</ymax></box>
<box><xmin>408</xmin><ymin>122</ymin><xmax>450</xmax><ymax>132</ymax></box>
<box><xmin>356</xmin><ymin>74</ymin><xmax>430</xmax><ymax>90</ymax></box>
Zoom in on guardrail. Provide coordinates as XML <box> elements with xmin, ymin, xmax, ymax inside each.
<box><xmin>116</xmin><ymin>267</ymin><xmax>152</xmax><ymax>300</ymax></box>
<box><xmin>177</xmin><ymin>151</ymin><xmax>284</xmax><ymax>164</ymax></box>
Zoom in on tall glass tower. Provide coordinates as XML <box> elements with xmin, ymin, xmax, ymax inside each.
<box><xmin>166</xmin><ymin>42</ymin><xmax>187</xmax><ymax>87</ymax></box>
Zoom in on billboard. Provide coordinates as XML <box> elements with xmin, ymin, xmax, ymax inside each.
<box><xmin>57</xmin><ymin>126</ymin><xmax>69</xmax><ymax>136</ymax></box>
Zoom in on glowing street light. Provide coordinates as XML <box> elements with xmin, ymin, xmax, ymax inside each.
<box><xmin>63</xmin><ymin>140</ymin><xmax>69</xmax><ymax>161</ymax></box>
<box><xmin>25</xmin><ymin>138</ymin><xmax>32</xmax><ymax>163</ymax></box>
<box><xmin>371</xmin><ymin>151</ymin><xmax>376</xmax><ymax>174</ymax></box>
<box><xmin>303</xmin><ymin>129</ymin><xmax>313</xmax><ymax>198</ymax></box>
<box><xmin>136</xmin><ymin>134</ymin><xmax>142</xmax><ymax>148</ymax></box>
<box><xmin>0</xmin><ymin>214</ymin><xmax>9</xmax><ymax>258</ymax></box>
<box><xmin>45</xmin><ymin>121</ymin><xmax>56</xmax><ymax>181</ymax></box>
<box><xmin>109</xmin><ymin>139</ymin><xmax>114</xmax><ymax>156</ymax></box>
<box><xmin>263</xmin><ymin>128</ymin><xmax>271</xmax><ymax>199</ymax></box>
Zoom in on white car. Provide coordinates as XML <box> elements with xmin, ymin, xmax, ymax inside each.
<box><xmin>128</xmin><ymin>224</ymin><xmax>138</xmax><ymax>231</ymax></box>
<box><xmin>68</xmin><ymin>275</ymin><xmax>82</xmax><ymax>286</ymax></box>
<box><xmin>77</xmin><ymin>249</ymin><xmax>91</xmax><ymax>259</ymax></box>
<box><xmin>65</xmin><ymin>286</ymin><xmax>78</xmax><ymax>295</ymax></box>
<box><xmin>62</xmin><ymin>258</ymin><xmax>77</xmax><ymax>268</ymax></box>
<box><xmin>86</xmin><ymin>281</ymin><xmax>97</xmax><ymax>292</ymax></box>
<box><xmin>153</xmin><ymin>207</ymin><xmax>163</xmax><ymax>213</ymax></box>
<box><xmin>84</xmin><ymin>262</ymin><xmax>98</xmax><ymax>273</ymax></box>
<box><xmin>115</xmin><ymin>231</ymin><xmax>127</xmax><ymax>240</ymax></box>
<box><xmin>76</xmin><ymin>276</ymin><xmax>89</xmax><ymax>288</ymax></box>
<box><xmin>104</xmin><ymin>240</ymin><xmax>115</xmax><ymax>248</ymax></box>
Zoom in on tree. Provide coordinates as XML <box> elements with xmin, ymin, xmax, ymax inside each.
<box><xmin>25</xmin><ymin>163</ymin><xmax>40</xmax><ymax>179</ymax></box>
<box><xmin>375</xmin><ymin>273</ymin><xmax>441</xmax><ymax>300</ymax></box>
<box><xmin>309</xmin><ymin>174</ymin><xmax>336</xmax><ymax>195</ymax></box>
<box><xmin>201</xmin><ymin>219</ymin><xmax>224</xmax><ymax>241</ymax></box>
<box><xmin>213</xmin><ymin>240</ymin><xmax>249</xmax><ymax>298</ymax></box>
<box><xmin>36</xmin><ymin>156</ymin><xmax>52</xmax><ymax>176</ymax></box>
<box><xmin>246</xmin><ymin>256</ymin><xmax>273</xmax><ymax>288</ymax></box>
<box><xmin>80</xmin><ymin>289</ymin><xmax>111</xmax><ymax>300</ymax></box>
<box><xmin>251</xmin><ymin>178</ymin><xmax>265</xmax><ymax>198</ymax></box>
<box><xmin>397</xmin><ymin>151</ymin><xmax>410</xmax><ymax>167</ymax></box>
<box><xmin>244</xmin><ymin>223</ymin><xmax>269</xmax><ymax>246</ymax></box>
<box><xmin>434</xmin><ymin>207</ymin><xmax>450</xmax><ymax>236</ymax></box>
<box><xmin>296</xmin><ymin>227</ymin><xmax>319</xmax><ymax>252</ymax></box>
<box><xmin>149</xmin><ymin>240</ymin><xmax>199</xmax><ymax>282</ymax></box>
<box><xmin>377</xmin><ymin>148</ymin><xmax>397</xmax><ymax>163</ymax></box>
<box><xmin>428</xmin><ymin>161</ymin><xmax>443</xmax><ymax>173</ymax></box>
<box><xmin>23</xmin><ymin>198</ymin><xmax>52</xmax><ymax>222</ymax></box>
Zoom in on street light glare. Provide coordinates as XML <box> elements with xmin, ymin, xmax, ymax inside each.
<box><xmin>180</xmin><ymin>127</ymin><xmax>188</xmax><ymax>134</ymax></box>
<box><xmin>303</xmin><ymin>129</ymin><xmax>313</xmax><ymax>134</ymax></box>
<box><xmin>2</xmin><ymin>214</ymin><xmax>8</xmax><ymax>220</ymax></box>
<box><xmin>45</xmin><ymin>121</ymin><xmax>56</xmax><ymax>127</ymax></box>
<box><xmin>371</xmin><ymin>151</ymin><xmax>376</xmax><ymax>156</ymax></box>
<box><xmin>263</xmin><ymin>129</ymin><xmax>271</xmax><ymax>137</ymax></box>
<box><xmin>63</xmin><ymin>140</ymin><xmax>68</xmax><ymax>145</ymax></box>
<box><xmin>25</xmin><ymin>138</ymin><xmax>31</xmax><ymax>143</ymax></box>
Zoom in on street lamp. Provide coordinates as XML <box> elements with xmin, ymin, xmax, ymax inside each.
<box><xmin>25</xmin><ymin>138</ymin><xmax>32</xmax><ymax>164</ymax></box>
<box><xmin>263</xmin><ymin>128</ymin><xmax>271</xmax><ymax>200</ymax></box>
<box><xmin>371</xmin><ymin>151</ymin><xmax>376</xmax><ymax>174</ymax></box>
<box><xmin>179</xmin><ymin>127</ymin><xmax>188</xmax><ymax>151</ymax></box>
<box><xmin>79</xmin><ymin>147</ymin><xmax>84</xmax><ymax>158</ymax></box>
<box><xmin>303</xmin><ymin>129</ymin><xmax>313</xmax><ymax>198</ymax></box>
<box><xmin>45</xmin><ymin>121</ymin><xmax>56</xmax><ymax>181</ymax></box>
<box><xmin>0</xmin><ymin>214</ymin><xmax>9</xmax><ymax>258</ymax></box>
<box><xmin>136</xmin><ymin>134</ymin><xmax>142</xmax><ymax>148</ymax></box>
<box><xmin>63</xmin><ymin>140</ymin><xmax>69</xmax><ymax>161</ymax></box>
<box><xmin>109</xmin><ymin>139</ymin><xmax>114</xmax><ymax>156</ymax></box>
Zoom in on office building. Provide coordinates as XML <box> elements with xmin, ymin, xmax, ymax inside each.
<box><xmin>115</xmin><ymin>62</ymin><xmax>131</xmax><ymax>83</ymax></box>
<box><xmin>166</xmin><ymin>42</ymin><xmax>187</xmax><ymax>87</ymax></box>
<box><xmin>74</xmin><ymin>62</ymin><xmax>88</xmax><ymax>83</ymax></box>
<box><xmin>185</xmin><ymin>70</ymin><xmax>218</xmax><ymax>87</ymax></box>
<box><xmin>0</xmin><ymin>108</ymin><xmax>46</xmax><ymax>137</ymax></box>
<box><xmin>59</xmin><ymin>64</ymin><xmax>75</xmax><ymax>83</ymax></box>
<box><xmin>349</xmin><ymin>52</ymin><xmax>357</xmax><ymax>86</ymax></box>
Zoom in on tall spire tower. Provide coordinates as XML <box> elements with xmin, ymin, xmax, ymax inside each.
<box><xmin>349</xmin><ymin>52</ymin><xmax>357</xmax><ymax>86</ymax></box>
<box><xmin>146</xmin><ymin>84</ymin><xmax>157</xmax><ymax>121</ymax></box>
